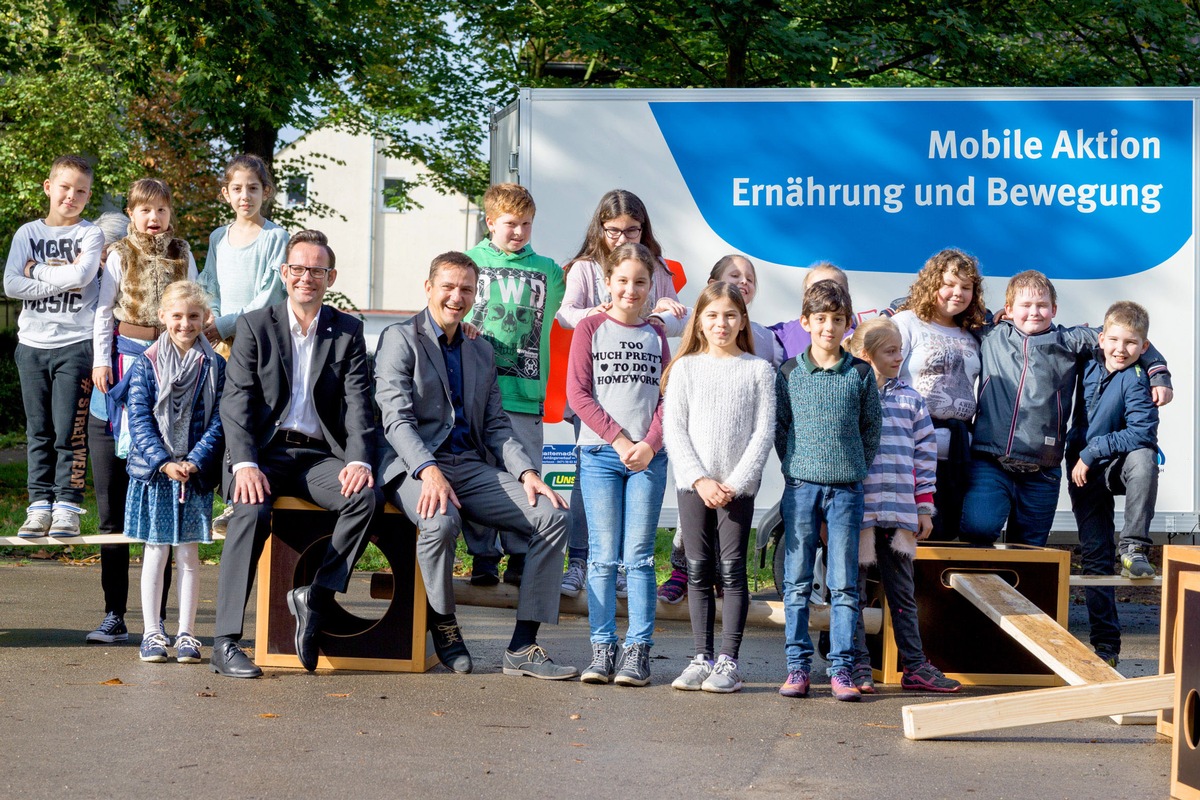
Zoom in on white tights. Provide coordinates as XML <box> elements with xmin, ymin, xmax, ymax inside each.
<box><xmin>141</xmin><ymin>543</ymin><xmax>200</xmax><ymax>636</ymax></box>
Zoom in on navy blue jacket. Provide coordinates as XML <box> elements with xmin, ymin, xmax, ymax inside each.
<box><xmin>1065</xmin><ymin>348</ymin><xmax>1159</xmax><ymax>467</ymax></box>
<box><xmin>125</xmin><ymin>343</ymin><xmax>226</xmax><ymax>493</ymax></box>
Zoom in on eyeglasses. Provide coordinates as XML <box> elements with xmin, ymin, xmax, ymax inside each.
<box><xmin>284</xmin><ymin>264</ymin><xmax>332</xmax><ymax>279</ymax></box>
<box><xmin>602</xmin><ymin>225</ymin><xmax>642</xmax><ymax>240</ymax></box>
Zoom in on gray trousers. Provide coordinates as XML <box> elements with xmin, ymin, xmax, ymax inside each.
<box><xmin>462</xmin><ymin>411</ymin><xmax>542</xmax><ymax>560</ymax></box>
<box><xmin>16</xmin><ymin>340</ymin><xmax>92</xmax><ymax>505</ymax></box>
<box><xmin>389</xmin><ymin>451</ymin><xmax>567</xmax><ymax>623</ymax></box>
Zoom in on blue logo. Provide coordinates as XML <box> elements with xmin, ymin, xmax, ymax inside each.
<box><xmin>650</xmin><ymin>99</ymin><xmax>1193</xmax><ymax>278</ymax></box>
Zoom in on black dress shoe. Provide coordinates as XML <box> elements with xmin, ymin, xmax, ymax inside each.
<box><xmin>287</xmin><ymin>586</ymin><xmax>322</xmax><ymax>672</ymax></box>
<box><xmin>210</xmin><ymin>638</ymin><xmax>263</xmax><ymax>679</ymax></box>
<box><xmin>470</xmin><ymin>555</ymin><xmax>500</xmax><ymax>587</ymax></box>
<box><xmin>429</xmin><ymin>618</ymin><xmax>473</xmax><ymax>674</ymax></box>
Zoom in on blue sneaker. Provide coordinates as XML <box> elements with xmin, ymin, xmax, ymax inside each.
<box><xmin>175</xmin><ymin>632</ymin><xmax>202</xmax><ymax>664</ymax></box>
<box><xmin>139</xmin><ymin>632</ymin><xmax>169</xmax><ymax>663</ymax></box>
<box><xmin>86</xmin><ymin>612</ymin><xmax>129</xmax><ymax>644</ymax></box>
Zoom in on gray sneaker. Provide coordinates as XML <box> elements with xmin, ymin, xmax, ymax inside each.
<box><xmin>702</xmin><ymin>654</ymin><xmax>744</xmax><ymax>693</ymax></box>
<box><xmin>580</xmin><ymin>642</ymin><xmax>619</xmax><ymax>684</ymax></box>
<box><xmin>48</xmin><ymin>505</ymin><xmax>82</xmax><ymax>537</ymax></box>
<box><xmin>615</xmin><ymin>568</ymin><xmax>628</xmax><ymax>599</ymax></box>
<box><xmin>1120</xmin><ymin>549</ymin><xmax>1156</xmax><ymax>579</ymax></box>
<box><xmin>561</xmin><ymin>558</ymin><xmax>586</xmax><ymax>598</ymax></box>
<box><xmin>614</xmin><ymin>642</ymin><xmax>651</xmax><ymax>687</ymax></box>
<box><xmin>671</xmin><ymin>653</ymin><xmax>713</xmax><ymax>691</ymax></box>
<box><xmin>502</xmin><ymin>644</ymin><xmax>579</xmax><ymax>680</ymax></box>
<box><xmin>17</xmin><ymin>505</ymin><xmax>52</xmax><ymax>538</ymax></box>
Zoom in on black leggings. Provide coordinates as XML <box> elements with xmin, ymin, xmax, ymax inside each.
<box><xmin>90</xmin><ymin>413</ymin><xmax>170</xmax><ymax>618</ymax></box>
<box><xmin>677</xmin><ymin>490</ymin><xmax>754</xmax><ymax>660</ymax></box>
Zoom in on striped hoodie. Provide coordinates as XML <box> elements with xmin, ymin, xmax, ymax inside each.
<box><xmin>861</xmin><ymin>377</ymin><xmax>936</xmax><ymax>537</ymax></box>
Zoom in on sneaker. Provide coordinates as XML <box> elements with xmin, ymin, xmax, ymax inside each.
<box><xmin>48</xmin><ymin>504</ymin><xmax>83</xmax><ymax>537</ymax></box>
<box><xmin>175</xmin><ymin>632</ymin><xmax>202</xmax><ymax>664</ymax></box>
<box><xmin>1120</xmin><ymin>549</ymin><xmax>1156</xmax><ymax>579</ymax></box>
<box><xmin>830</xmin><ymin>667</ymin><xmax>862</xmax><ymax>702</ymax></box>
<box><xmin>702</xmin><ymin>654</ymin><xmax>744</xmax><ymax>694</ymax></box>
<box><xmin>851</xmin><ymin>662</ymin><xmax>876</xmax><ymax>694</ymax></box>
<box><xmin>615</xmin><ymin>569</ymin><xmax>628</xmax><ymax>599</ymax></box>
<box><xmin>1097</xmin><ymin>651</ymin><xmax>1120</xmax><ymax>669</ymax></box>
<box><xmin>502</xmin><ymin>644</ymin><xmax>579</xmax><ymax>680</ymax></box>
<box><xmin>211</xmin><ymin>505</ymin><xmax>234</xmax><ymax>536</ymax></box>
<box><xmin>17</xmin><ymin>504</ymin><xmax>52</xmax><ymax>538</ymax></box>
<box><xmin>561</xmin><ymin>558</ymin><xmax>586</xmax><ymax>598</ymax></box>
<box><xmin>671</xmin><ymin>653</ymin><xmax>713</xmax><ymax>691</ymax></box>
<box><xmin>86</xmin><ymin>611</ymin><xmax>129</xmax><ymax>644</ymax></box>
<box><xmin>779</xmin><ymin>669</ymin><xmax>810</xmax><ymax>698</ymax></box>
<box><xmin>469</xmin><ymin>556</ymin><xmax>500</xmax><ymax>587</ymax></box>
<box><xmin>657</xmin><ymin>569</ymin><xmax>687</xmax><ymax>604</ymax></box>
<box><xmin>901</xmin><ymin>661</ymin><xmax>962</xmax><ymax>693</ymax></box>
<box><xmin>614</xmin><ymin>642</ymin><xmax>651</xmax><ymax>687</ymax></box>
<box><xmin>139</xmin><ymin>632</ymin><xmax>170</xmax><ymax>663</ymax></box>
<box><xmin>580</xmin><ymin>642</ymin><xmax>620</xmax><ymax>684</ymax></box>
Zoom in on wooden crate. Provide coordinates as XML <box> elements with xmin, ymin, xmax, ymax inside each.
<box><xmin>253</xmin><ymin>497</ymin><xmax>437</xmax><ymax>673</ymax></box>
<box><xmin>1171</xmin><ymin>571</ymin><xmax>1200</xmax><ymax>800</ymax></box>
<box><xmin>1161</xmin><ymin>546</ymin><xmax>1200</xmax><ymax>738</ymax></box>
<box><xmin>867</xmin><ymin>542</ymin><xmax>1070</xmax><ymax>687</ymax></box>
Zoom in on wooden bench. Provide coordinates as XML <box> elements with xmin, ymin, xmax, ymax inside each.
<box><xmin>253</xmin><ymin>497</ymin><xmax>437</xmax><ymax>673</ymax></box>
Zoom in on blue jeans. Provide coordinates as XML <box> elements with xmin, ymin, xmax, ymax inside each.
<box><xmin>781</xmin><ymin>478</ymin><xmax>863</xmax><ymax>673</ymax></box>
<box><xmin>580</xmin><ymin>445</ymin><xmax>667</xmax><ymax>647</ymax></box>
<box><xmin>960</xmin><ymin>457</ymin><xmax>1061</xmax><ymax>547</ymax></box>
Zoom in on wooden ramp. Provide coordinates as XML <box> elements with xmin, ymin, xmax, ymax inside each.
<box><xmin>904</xmin><ymin>572</ymin><xmax>1157</xmax><ymax>733</ymax></box>
<box><xmin>903</xmin><ymin>674</ymin><xmax>1174</xmax><ymax>740</ymax></box>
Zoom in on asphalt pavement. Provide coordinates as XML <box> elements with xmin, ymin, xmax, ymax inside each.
<box><xmin>0</xmin><ymin>561</ymin><xmax>1171</xmax><ymax>799</ymax></box>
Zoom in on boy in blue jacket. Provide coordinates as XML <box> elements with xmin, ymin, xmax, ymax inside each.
<box><xmin>1065</xmin><ymin>301</ymin><xmax>1160</xmax><ymax>666</ymax></box>
<box><xmin>961</xmin><ymin>271</ymin><xmax>1171</xmax><ymax>547</ymax></box>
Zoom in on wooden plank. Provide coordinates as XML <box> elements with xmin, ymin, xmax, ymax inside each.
<box><xmin>0</xmin><ymin>532</ymin><xmax>225</xmax><ymax>546</ymax></box>
<box><xmin>902</xmin><ymin>674</ymin><xmax>1175</xmax><ymax>740</ymax></box>
<box><xmin>949</xmin><ymin>572</ymin><xmax>1123</xmax><ymax>686</ymax></box>
<box><xmin>1070</xmin><ymin>575</ymin><xmax>1162</xmax><ymax>588</ymax></box>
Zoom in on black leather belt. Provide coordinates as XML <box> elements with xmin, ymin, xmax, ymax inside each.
<box><xmin>277</xmin><ymin>430</ymin><xmax>325</xmax><ymax>448</ymax></box>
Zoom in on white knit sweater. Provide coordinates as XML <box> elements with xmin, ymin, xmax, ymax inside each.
<box><xmin>663</xmin><ymin>352</ymin><xmax>776</xmax><ymax>496</ymax></box>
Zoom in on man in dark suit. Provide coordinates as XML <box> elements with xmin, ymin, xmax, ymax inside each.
<box><xmin>211</xmin><ymin>229</ymin><xmax>381</xmax><ymax>678</ymax></box>
<box><xmin>375</xmin><ymin>251</ymin><xmax>575</xmax><ymax>679</ymax></box>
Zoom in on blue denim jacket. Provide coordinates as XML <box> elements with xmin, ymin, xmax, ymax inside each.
<box><xmin>125</xmin><ymin>346</ymin><xmax>226</xmax><ymax>493</ymax></box>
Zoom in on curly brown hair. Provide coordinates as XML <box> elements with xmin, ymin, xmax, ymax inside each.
<box><xmin>900</xmin><ymin>248</ymin><xmax>986</xmax><ymax>331</ymax></box>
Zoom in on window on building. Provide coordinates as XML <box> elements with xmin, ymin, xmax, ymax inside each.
<box><xmin>381</xmin><ymin>177</ymin><xmax>417</xmax><ymax>213</ymax></box>
<box><xmin>284</xmin><ymin>175</ymin><xmax>309</xmax><ymax>209</ymax></box>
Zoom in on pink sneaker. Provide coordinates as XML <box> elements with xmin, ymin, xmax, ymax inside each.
<box><xmin>830</xmin><ymin>667</ymin><xmax>862</xmax><ymax>702</ymax></box>
<box><xmin>657</xmin><ymin>569</ymin><xmax>688</xmax><ymax>604</ymax></box>
<box><xmin>779</xmin><ymin>669</ymin><xmax>810</xmax><ymax>698</ymax></box>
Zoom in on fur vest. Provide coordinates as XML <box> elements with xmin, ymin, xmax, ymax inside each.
<box><xmin>110</xmin><ymin>227</ymin><xmax>191</xmax><ymax>326</ymax></box>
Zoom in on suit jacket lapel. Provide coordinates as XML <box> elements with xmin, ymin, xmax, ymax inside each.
<box><xmin>418</xmin><ymin>309</ymin><xmax>451</xmax><ymax>402</ymax></box>
<box><xmin>269</xmin><ymin>304</ymin><xmax>294</xmax><ymax>396</ymax></box>
<box><xmin>309</xmin><ymin>306</ymin><xmax>334</xmax><ymax>395</ymax></box>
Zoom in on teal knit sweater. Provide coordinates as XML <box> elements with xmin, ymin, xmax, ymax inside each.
<box><xmin>774</xmin><ymin>349</ymin><xmax>883</xmax><ymax>484</ymax></box>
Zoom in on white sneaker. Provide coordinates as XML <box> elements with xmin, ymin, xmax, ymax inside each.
<box><xmin>48</xmin><ymin>504</ymin><xmax>83</xmax><ymax>537</ymax></box>
<box><xmin>17</xmin><ymin>504</ymin><xmax>53</xmax><ymax>537</ymax></box>
<box><xmin>672</xmin><ymin>653</ymin><xmax>713</xmax><ymax>691</ymax></box>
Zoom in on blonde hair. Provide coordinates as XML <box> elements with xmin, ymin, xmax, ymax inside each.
<box><xmin>1005</xmin><ymin>270</ymin><xmax>1057</xmax><ymax>307</ymax></box>
<box><xmin>661</xmin><ymin>282</ymin><xmax>752</xmax><ymax>392</ymax></box>
<box><xmin>803</xmin><ymin>262</ymin><xmax>848</xmax><ymax>290</ymax></box>
<box><xmin>158</xmin><ymin>280</ymin><xmax>212</xmax><ymax>317</ymax></box>
<box><xmin>1103</xmin><ymin>301</ymin><xmax>1150</xmax><ymax>339</ymax></box>
<box><xmin>483</xmin><ymin>183</ymin><xmax>536</xmax><ymax>219</ymax></box>
<box><xmin>848</xmin><ymin>316</ymin><xmax>901</xmax><ymax>361</ymax></box>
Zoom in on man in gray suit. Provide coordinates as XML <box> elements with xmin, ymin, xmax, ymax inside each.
<box><xmin>375</xmin><ymin>251</ymin><xmax>576</xmax><ymax>679</ymax></box>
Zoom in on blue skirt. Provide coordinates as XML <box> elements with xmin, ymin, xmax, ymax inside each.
<box><xmin>125</xmin><ymin>473</ymin><xmax>214</xmax><ymax>546</ymax></box>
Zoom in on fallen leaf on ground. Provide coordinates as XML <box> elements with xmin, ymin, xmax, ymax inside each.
<box><xmin>196</xmin><ymin>691</ymin><xmax>216</xmax><ymax>698</ymax></box>
<box><xmin>100</xmin><ymin>678</ymin><xmax>124</xmax><ymax>686</ymax></box>
<box><xmin>784</xmin><ymin>732</ymin><xmax>802</xmax><ymax>738</ymax></box>
<box><xmin>327</xmin><ymin>693</ymin><xmax>351</xmax><ymax>698</ymax></box>
<box><xmin>431</xmin><ymin>710</ymin><xmax>446</xmax><ymax>717</ymax></box>
<box><xmin>569</xmin><ymin>713</ymin><xmax>581</xmax><ymax>720</ymax></box>
<box><xmin>259</xmin><ymin>713</ymin><xmax>279</xmax><ymax>719</ymax></box>
<box><xmin>570</xmin><ymin>742</ymin><xmax>586</xmax><ymax>748</ymax></box>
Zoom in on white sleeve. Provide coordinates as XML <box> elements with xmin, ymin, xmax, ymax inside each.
<box><xmin>92</xmin><ymin>251</ymin><xmax>123</xmax><ymax>368</ymax></box>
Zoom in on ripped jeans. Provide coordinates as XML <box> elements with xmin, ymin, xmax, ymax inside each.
<box><xmin>579</xmin><ymin>444</ymin><xmax>668</xmax><ymax>647</ymax></box>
